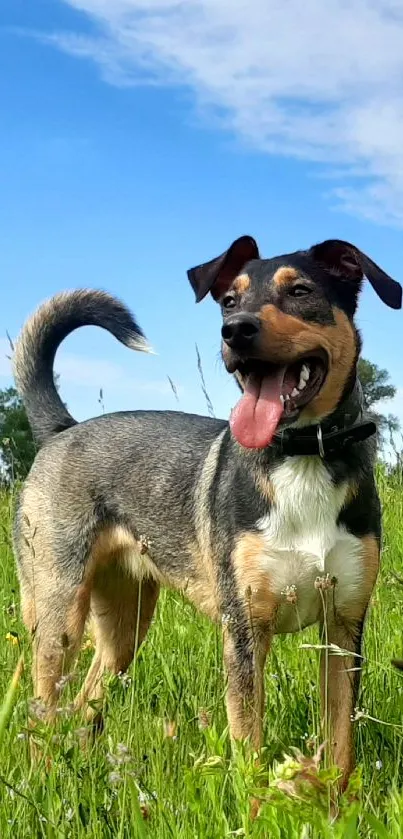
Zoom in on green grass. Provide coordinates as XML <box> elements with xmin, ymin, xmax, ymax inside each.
<box><xmin>1</xmin><ymin>469</ymin><xmax>403</xmax><ymax>838</ymax></box>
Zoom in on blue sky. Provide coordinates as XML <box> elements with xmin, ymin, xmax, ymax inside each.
<box><xmin>1</xmin><ymin>0</ymin><xmax>402</xmax><ymax>434</ymax></box>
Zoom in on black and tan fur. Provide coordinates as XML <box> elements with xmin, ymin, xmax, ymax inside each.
<box><xmin>12</xmin><ymin>238</ymin><xmax>401</xmax><ymax>792</ymax></box>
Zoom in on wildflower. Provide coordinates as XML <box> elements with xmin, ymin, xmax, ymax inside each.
<box><xmin>81</xmin><ymin>638</ymin><xmax>94</xmax><ymax>651</ymax></box>
<box><xmin>139</xmin><ymin>790</ymin><xmax>156</xmax><ymax>820</ymax></box>
<box><xmin>65</xmin><ymin>807</ymin><xmax>74</xmax><ymax>822</ymax></box>
<box><xmin>198</xmin><ymin>708</ymin><xmax>211</xmax><ymax>730</ymax></box>
<box><xmin>74</xmin><ymin>726</ymin><xmax>89</xmax><ymax>740</ymax></box>
<box><xmin>117</xmin><ymin>671</ymin><xmax>131</xmax><ymax>688</ymax></box>
<box><xmin>5</xmin><ymin>631</ymin><xmax>19</xmax><ymax>646</ymax></box>
<box><xmin>55</xmin><ymin>673</ymin><xmax>74</xmax><ymax>693</ymax></box>
<box><xmin>314</xmin><ymin>574</ymin><xmax>337</xmax><ymax>591</ymax></box>
<box><xmin>55</xmin><ymin>702</ymin><xmax>75</xmax><ymax>717</ymax></box>
<box><xmin>109</xmin><ymin>771</ymin><xmax>122</xmax><ymax>785</ymax></box>
<box><xmin>375</xmin><ymin>759</ymin><xmax>383</xmax><ymax>770</ymax></box>
<box><xmin>306</xmin><ymin>735</ymin><xmax>318</xmax><ymax>753</ymax></box>
<box><xmin>139</xmin><ymin>534</ymin><xmax>152</xmax><ymax>555</ymax></box>
<box><xmin>28</xmin><ymin>698</ymin><xmax>48</xmax><ymax>721</ymax></box>
<box><xmin>351</xmin><ymin>706</ymin><xmax>367</xmax><ymax>722</ymax></box>
<box><xmin>17</xmin><ymin>780</ymin><xmax>28</xmax><ymax>792</ymax></box>
<box><xmin>107</xmin><ymin>743</ymin><xmax>133</xmax><ymax>766</ymax></box>
<box><xmin>282</xmin><ymin>584</ymin><xmax>298</xmax><ymax>604</ymax></box>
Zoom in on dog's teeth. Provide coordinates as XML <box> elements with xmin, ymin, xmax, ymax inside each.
<box><xmin>291</xmin><ymin>387</ymin><xmax>299</xmax><ymax>397</ymax></box>
<box><xmin>298</xmin><ymin>364</ymin><xmax>310</xmax><ymax>390</ymax></box>
<box><xmin>280</xmin><ymin>394</ymin><xmax>285</xmax><ymax>405</ymax></box>
<box><xmin>285</xmin><ymin>394</ymin><xmax>290</xmax><ymax>402</ymax></box>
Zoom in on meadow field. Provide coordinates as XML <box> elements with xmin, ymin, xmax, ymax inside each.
<box><xmin>0</xmin><ymin>468</ymin><xmax>403</xmax><ymax>838</ymax></box>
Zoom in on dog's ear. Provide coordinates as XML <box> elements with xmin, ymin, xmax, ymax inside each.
<box><xmin>187</xmin><ymin>235</ymin><xmax>260</xmax><ymax>303</ymax></box>
<box><xmin>310</xmin><ymin>239</ymin><xmax>402</xmax><ymax>310</ymax></box>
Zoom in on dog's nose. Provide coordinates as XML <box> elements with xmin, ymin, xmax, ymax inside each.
<box><xmin>221</xmin><ymin>314</ymin><xmax>260</xmax><ymax>350</ymax></box>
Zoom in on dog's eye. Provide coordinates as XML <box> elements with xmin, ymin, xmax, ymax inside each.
<box><xmin>222</xmin><ymin>294</ymin><xmax>237</xmax><ymax>309</ymax></box>
<box><xmin>289</xmin><ymin>284</ymin><xmax>312</xmax><ymax>297</ymax></box>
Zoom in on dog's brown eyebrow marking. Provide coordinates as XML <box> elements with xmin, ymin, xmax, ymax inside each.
<box><xmin>232</xmin><ymin>274</ymin><xmax>251</xmax><ymax>294</ymax></box>
<box><xmin>272</xmin><ymin>266</ymin><xmax>299</xmax><ymax>286</ymax></box>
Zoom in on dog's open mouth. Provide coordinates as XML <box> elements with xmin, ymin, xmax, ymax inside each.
<box><xmin>230</xmin><ymin>352</ymin><xmax>328</xmax><ymax>449</ymax></box>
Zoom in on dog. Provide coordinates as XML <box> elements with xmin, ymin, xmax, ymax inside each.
<box><xmin>12</xmin><ymin>236</ymin><xmax>401</xmax><ymax>790</ymax></box>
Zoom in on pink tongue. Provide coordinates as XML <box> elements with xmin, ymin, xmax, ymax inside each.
<box><xmin>230</xmin><ymin>371</ymin><xmax>285</xmax><ymax>448</ymax></box>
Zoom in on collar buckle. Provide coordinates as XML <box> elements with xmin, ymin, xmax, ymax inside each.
<box><xmin>317</xmin><ymin>425</ymin><xmax>325</xmax><ymax>458</ymax></box>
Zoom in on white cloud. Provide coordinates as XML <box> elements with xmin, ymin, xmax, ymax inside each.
<box><xmin>34</xmin><ymin>0</ymin><xmax>403</xmax><ymax>225</ymax></box>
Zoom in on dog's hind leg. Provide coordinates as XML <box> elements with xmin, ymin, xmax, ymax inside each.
<box><xmin>21</xmin><ymin>575</ymin><xmax>91</xmax><ymax>716</ymax></box>
<box><xmin>74</xmin><ymin>559</ymin><xmax>159</xmax><ymax>723</ymax></box>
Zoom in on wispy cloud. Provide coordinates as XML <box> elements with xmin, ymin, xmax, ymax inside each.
<box><xmin>0</xmin><ymin>338</ymin><xmax>180</xmax><ymax>397</ymax></box>
<box><xmin>32</xmin><ymin>0</ymin><xmax>403</xmax><ymax>226</ymax></box>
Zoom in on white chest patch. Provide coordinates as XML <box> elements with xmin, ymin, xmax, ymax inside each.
<box><xmin>257</xmin><ymin>457</ymin><xmax>364</xmax><ymax>633</ymax></box>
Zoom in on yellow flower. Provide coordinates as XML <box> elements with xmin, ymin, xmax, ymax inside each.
<box><xmin>6</xmin><ymin>631</ymin><xmax>19</xmax><ymax>646</ymax></box>
<box><xmin>81</xmin><ymin>638</ymin><xmax>94</xmax><ymax>651</ymax></box>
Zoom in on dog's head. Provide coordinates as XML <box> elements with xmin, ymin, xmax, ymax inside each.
<box><xmin>188</xmin><ymin>236</ymin><xmax>402</xmax><ymax>449</ymax></box>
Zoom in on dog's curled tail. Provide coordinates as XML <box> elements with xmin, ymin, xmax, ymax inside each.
<box><xmin>13</xmin><ymin>289</ymin><xmax>151</xmax><ymax>447</ymax></box>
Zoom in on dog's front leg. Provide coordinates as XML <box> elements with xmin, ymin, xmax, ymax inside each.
<box><xmin>223</xmin><ymin>622</ymin><xmax>270</xmax><ymax>752</ymax></box>
<box><xmin>320</xmin><ymin>534</ymin><xmax>379</xmax><ymax>790</ymax></box>
<box><xmin>320</xmin><ymin>616</ymin><xmax>364</xmax><ymax>789</ymax></box>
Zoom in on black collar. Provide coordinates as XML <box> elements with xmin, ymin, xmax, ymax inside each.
<box><xmin>272</xmin><ymin>381</ymin><xmax>377</xmax><ymax>458</ymax></box>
